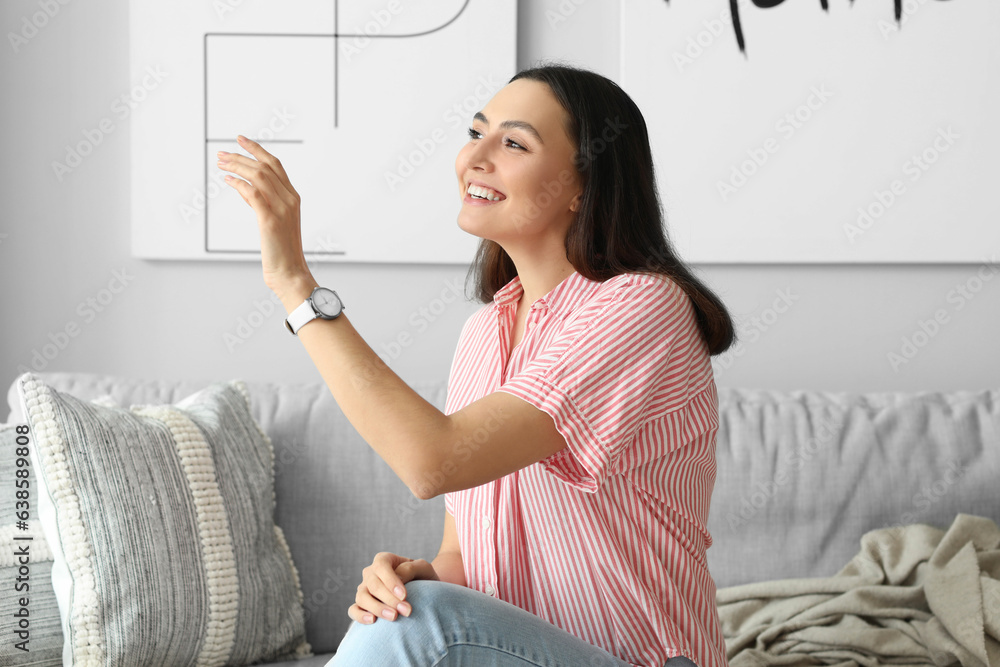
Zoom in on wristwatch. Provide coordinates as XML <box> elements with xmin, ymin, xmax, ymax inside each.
<box><xmin>284</xmin><ymin>287</ymin><xmax>345</xmax><ymax>335</ymax></box>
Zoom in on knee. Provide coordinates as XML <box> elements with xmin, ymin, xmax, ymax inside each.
<box><xmin>376</xmin><ymin>580</ymin><xmax>468</xmax><ymax>632</ymax></box>
<box><xmin>329</xmin><ymin>581</ymin><xmax>468</xmax><ymax>665</ymax></box>
<box><xmin>352</xmin><ymin>581</ymin><xmax>467</xmax><ymax>639</ymax></box>
<box><xmin>401</xmin><ymin>579</ymin><xmax>466</xmax><ymax>616</ymax></box>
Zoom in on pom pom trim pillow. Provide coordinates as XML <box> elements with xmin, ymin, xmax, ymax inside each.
<box><xmin>16</xmin><ymin>373</ymin><xmax>313</xmax><ymax>667</ymax></box>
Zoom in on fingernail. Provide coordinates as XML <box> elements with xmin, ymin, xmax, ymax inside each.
<box><xmin>397</xmin><ymin>602</ymin><xmax>410</xmax><ymax>617</ymax></box>
<box><xmin>237</xmin><ymin>134</ymin><xmax>246</xmax><ymax>143</ymax></box>
<box><xmin>362</xmin><ymin>613</ymin><xmax>374</xmax><ymax>624</ymax></box>
<box><xmin>216</xmin><ymin>151</ymin><xmax>229</xmax><ymax>157</ymax></box>
<box><xmin>381</xmin><ymin>608</ymin><xmax>396</xmax><ymax>621</ymax></box>
<box><xmin>394</xmin><ymin>586</ymin><xmax>405</xmax><ymax>598</ymax></box>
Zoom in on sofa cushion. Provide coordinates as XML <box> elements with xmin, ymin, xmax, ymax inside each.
<box><xmin>15</xmin><ymin>372</ymin><xmax>313</xmax><ymax>666</ymax></box>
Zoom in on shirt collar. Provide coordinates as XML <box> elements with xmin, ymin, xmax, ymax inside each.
<box><xmin>492</xmin><ymin>269</ymin><xmax>604</xmax><ymax>318</ymax></box>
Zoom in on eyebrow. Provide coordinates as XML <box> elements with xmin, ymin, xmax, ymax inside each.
<box><xmin>473</xmin><ymin>111</ymin><xmax>544</xmax><ymax>145</ymax></box>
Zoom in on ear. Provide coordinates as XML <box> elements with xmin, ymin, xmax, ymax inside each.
<box><xmin>569</xmin><ymin>193</ymin><xmax>582</xmax><ymax>212</ymax></box>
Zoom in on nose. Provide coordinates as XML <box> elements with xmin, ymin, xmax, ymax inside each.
<box><xmin>462</xmin><ymin>134</ymin><xmax>494</xmax><ymax>173</ymax></box>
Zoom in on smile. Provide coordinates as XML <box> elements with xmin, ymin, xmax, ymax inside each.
<box><xmin>465</xmin><ymin>182</ymin><xmax>506</xmax><ymax>202</ymax></box>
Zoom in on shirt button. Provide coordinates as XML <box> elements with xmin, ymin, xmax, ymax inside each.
<box><xmin>484</xmin><ymin>584</ymin><xmax>495</xmax><ymax>596</ymax></box>
<box><xmin>481</xmin><ymin>516</ymin><xmax>492</xmax><ymax>529</ymax></box>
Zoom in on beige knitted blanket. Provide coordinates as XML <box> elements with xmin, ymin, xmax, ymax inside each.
<box><xmin>716</xmin><ymin>513</ymin><xmax>1000</xmax><ymax>666</ymax></box>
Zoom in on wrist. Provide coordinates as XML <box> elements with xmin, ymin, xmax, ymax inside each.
<box><xmin>275</xmin><ymin>274</ymin><xmax>320</xmax><ymax>314</ymax></box>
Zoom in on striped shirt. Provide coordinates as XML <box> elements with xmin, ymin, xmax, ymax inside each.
<box><xmin>443</xmin><ymin>269</ymin><xmax>728</xmax><ymax>667</ymax></box>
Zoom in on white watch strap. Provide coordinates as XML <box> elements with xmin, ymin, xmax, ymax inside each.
<box><xmin>285</xmin><ymin>298</ymin><xmax>317</xmax><ymax>335</ymax></box>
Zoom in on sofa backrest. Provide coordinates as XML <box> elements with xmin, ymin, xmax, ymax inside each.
<box><xmin>7</xmin><ymin>373</ymin><xmax>999</xmax><ymax>652</ymax></box>
<box><xmin>708</xmin><ymin>386</ymin><xmax>1000</xmax><ymax>589</ymax></box>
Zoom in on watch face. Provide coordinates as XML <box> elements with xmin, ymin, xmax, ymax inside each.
<box><xmin>311</xmin><ymin>287</ymin><xmax>342</xmax><ymax>318</ymax></box>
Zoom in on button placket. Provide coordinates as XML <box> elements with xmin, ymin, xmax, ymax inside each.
<box><xmin>498</xmin><ymin>306</ymin><xmax>515</xmax><ymax>384</ymax></box>
<box><xmin>481</xmin><ymin>500</ymin><xmax>498</xmax><ymax>597</ymax></box>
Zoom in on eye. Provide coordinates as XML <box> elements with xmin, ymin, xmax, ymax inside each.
<box><xmin>466</xmin><ymin>126</ymin><xmax>526</xmax><ymax>151</ymax></box>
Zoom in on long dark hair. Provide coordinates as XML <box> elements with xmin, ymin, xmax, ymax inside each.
<box><xmin>464</xmin><ymin>61</ymin><xmax>736</xmax><ymax>356</ymax></box>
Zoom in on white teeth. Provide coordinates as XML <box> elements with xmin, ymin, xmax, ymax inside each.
<box><xmin>466</xmin><ymin>183</ymin><xmax>503</xmax><ymax>201</ymax></box>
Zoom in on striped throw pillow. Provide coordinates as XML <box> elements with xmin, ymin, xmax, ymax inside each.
<box><xmin>15</xmin><ymin>373</ymin><xmax>313</xmax><ymax>667</ymax></box>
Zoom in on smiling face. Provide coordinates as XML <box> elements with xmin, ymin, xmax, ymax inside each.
<box><xmin>455</xmin><ymin>78</ymin><xmax>583</xmax><ymax>249</ymax></box>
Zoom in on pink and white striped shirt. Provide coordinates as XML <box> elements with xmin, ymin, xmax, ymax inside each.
<box><xmin>444</xmin><ymin>269</ymin><xmax>728</xmax><ymax>667</ymax></box>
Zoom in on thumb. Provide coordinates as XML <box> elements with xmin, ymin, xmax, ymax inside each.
<box><xmin>395</xmin><ymin>559</ymin><xmax>439</xmax><ymax>586</ymax></box>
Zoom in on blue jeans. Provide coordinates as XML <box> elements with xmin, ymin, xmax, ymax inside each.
<box><xmin>327</xmin><ymin>580</ymin><xmax>700</xmax><ymax>667</ymax></box>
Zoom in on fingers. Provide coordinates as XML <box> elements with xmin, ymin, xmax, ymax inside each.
<box><xmin>218</xmin><ymin>152</ymin><xmax>296</xmax><ymax>213</ymax></box>
<box><xmin>220</xmin><ymin>172</ymin><xmax>258</xmax><ymax>208</ymax></box>
<box><xmin>352</xmin><ymin>581</ymin><xmax>411</xmax><ymax>623</ymax></box>
<box><xmin>350</xmin><ymin>552</ymin><xmax>414</xmax><ymax>624</ymax></box>
<box><xmin>350</xmin><ymin>585</ymin><xmax>406</xmax><ymax>623</ymax></box>
<box><xmin>364</xmin><ymin>554</ymin><xmax>409</xmax><ymax>607</ymax></box>
<box><xmin>347</xmin><ymin>603</ymin><xmax>376</xmax><ymax>625</ymax></box>
<box><xmin>233</xmin><ymin>134</ymin><xmax>300</xmax><ymax>199</ymax></box>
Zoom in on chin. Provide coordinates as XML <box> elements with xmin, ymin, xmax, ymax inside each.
<box><xmin>456</xmin><ymin>211</ymin><xmax>482</xmax><ymax>236</ymax></box>
<box><xmin>457</xmin><ymin>212</ymin><xmax>502</xmax><ymax>243</ymax></box>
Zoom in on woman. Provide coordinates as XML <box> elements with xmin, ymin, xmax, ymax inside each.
<box><xmin>219</xmin><ymin>62</ymin><xmax>735</xmax><ymax>667</ymax></box>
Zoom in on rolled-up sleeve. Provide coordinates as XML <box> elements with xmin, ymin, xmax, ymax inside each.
<box><xmin>497</xmin><ymin>276</ymin><xmax>707</xmax><ymax>493</ymax></box>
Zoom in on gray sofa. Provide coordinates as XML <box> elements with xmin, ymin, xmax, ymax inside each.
<box><xmin>5</xmin><ymin>372</ymin><xmax>999</xmax><ymax>665</ymax></box>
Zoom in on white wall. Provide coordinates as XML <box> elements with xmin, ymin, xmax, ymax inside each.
<box><xmin>2</xmin><ymin>0</ymin><xmax>998</xmax><ymax>403</ymax></box>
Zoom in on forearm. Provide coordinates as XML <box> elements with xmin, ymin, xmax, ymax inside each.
<box><xmin>275</xmin><ymin>274</ymin><xmax>450</xmax><ymax>497</ymax></box>
<box><xmin>431</xmin><ymin>550</ymin><xmax>466</xmax><ymax>587</ymax></box>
